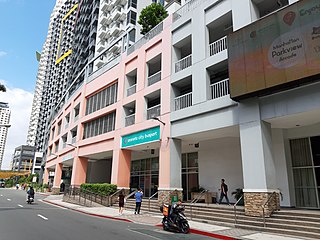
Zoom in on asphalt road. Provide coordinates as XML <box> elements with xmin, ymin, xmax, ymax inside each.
<box><xmin>0</xmin><ymin>189</ymin><xmax>216</xmax><ymax>240</ymax></box>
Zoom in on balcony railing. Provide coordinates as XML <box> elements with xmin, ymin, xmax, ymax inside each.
<box><xmin>175</xmin><ymin>54</ymin><xmax>192</xmax><ymax>73</ymax></box>
<box><xmin>127</xmin><ymin>22</ymin><xmax>163</xmax><ymax>55</ymax></box>
<box><xmin>174</xmin><ymin>92</ymin><xmax>192</xmax><ymax>111</ymax></box>
<box><xmin>209</xmin><ymin>36</ymin><xmax>227</xmax><ymax>56</ymax></box>
<box><xmin>173</xmin><ymin>0</ymin><xmax>206</xmax><ymax>22</ymax></box>
<box><xmin>147</xmin><ymin>104</ymin><xmax>161</xmax><ymax>120</ymax></box>
<box><xmin>147</xmin><ymin>71</ymin><xmax>161</xmax><ymax>86</ymax></box>
<box><xmin>127</xmin><ymin>84</ymin><xmax>136</xmax><ymax>97</ymax></box>
<box><xmin>210</xmin><ymin>79</ymin><xmax>230</xmax><ymax>99</ymax></box>
<box><xmin>125</xmin><ymin>114</ymin><xmax>135</xmax><ymax>127</ymax></box>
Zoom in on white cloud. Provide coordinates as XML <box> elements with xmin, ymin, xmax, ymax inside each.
<box><xmin>0</xmin><ymin>82</ymin><xmax>33</xmax><ymax>170</ymax></box>
<box><xmin>0</xmin><ymin>51</ymin><xmax>7</xmax><ymax>57</ymax></box>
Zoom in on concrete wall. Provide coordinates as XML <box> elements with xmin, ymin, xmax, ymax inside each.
<box><xmin>197</xmin><ymin>137</ymin><xmax>243</xmax><ymax>203</ymax></box>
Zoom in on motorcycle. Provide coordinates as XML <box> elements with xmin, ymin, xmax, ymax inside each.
<box><xmin>160</xmin><ymin>203</ymin><xmax>190</xmax><ymax>234</ymax></box>
<box><xmin>26</xmin><ymin>194</ymin><xmax>34</xmax><ymax>204</ymax></box>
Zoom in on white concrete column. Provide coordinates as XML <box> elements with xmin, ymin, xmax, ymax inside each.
<box><xmin>239</xmin><ymin>100</ymin><xmax>277</xmax><ymax>191</ymax></box>
<box><xmin>231</xmin><ymin>0</ymin><xmax>259</xmax><ymax>31</ymax></box>
<box><xmin>191</xmin><ymin>2</ymin><xmax>207</xmax><ymax>104</ymax></box>
<box><xmin>272</xmin><ymin>129</ymin><xmax>293</xmax><ymax>207</ymax></box>
<box><xmin>170</xmin><ymin>138</ymin><xmax>182</xmax><ymax>189</ymax></box>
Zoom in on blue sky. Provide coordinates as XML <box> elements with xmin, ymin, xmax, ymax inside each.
<box><xmin>0</xmin><ymin>0</ymin><xmax>56</xmax><ymax>169</ymax></box>
<box><xmin>0</xmin><ymin>0</ymin><xmax>55</xmax><ymax>92</ymax></box>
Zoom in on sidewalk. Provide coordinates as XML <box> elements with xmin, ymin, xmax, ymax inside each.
<box><xmin>42</xmin><ymin>194</ymin><xmax>306</xmax><ymax>240</ymax></box>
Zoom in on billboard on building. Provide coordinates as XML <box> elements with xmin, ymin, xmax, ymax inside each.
<box><xmin>55</xmin><ymin>4</ymin><xmax>78</xmax><ymax>65</ymax></box>
<box><xmin>228</xmin><ymin>0</ymin><xmax>320</xmax><ymax>100</ymax></box>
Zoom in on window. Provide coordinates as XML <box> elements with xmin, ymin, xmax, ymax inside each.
<box><xmin>126</xmin><ymin>10</ymin><xmax>137</xmax><ymax>25</ymax></box>
<box><xmin>83</xmin><ymin>112</ymin><xmax>116</xmax><ymax>139</ymax></box>
<box><xmin>128</xmin><ymin>0</ymin><xmax>137</xmax><ymax>8</ymax></box>
<box><xmin>86</xmin><ymin>83</ymin><xmax>118</xmax><ymax>115</ymax></box>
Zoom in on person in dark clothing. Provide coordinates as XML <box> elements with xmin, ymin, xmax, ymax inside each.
<box><xmin>118</xmin><ymin>191</ymin><xmax>125</xmax><ymax>215</ymax></box>
<box><xmin>218</xmin><ymin>179</ymin><xmax>230</xmax><ymax>205</ymax></box>
<box><xmin>134</xmin><ymin>188</ymin><xmax>143</xmax><ymax>214</ymax></box>
<box><xmin>60</xmin><ymin>181</ymin><xmax>65</xmax><ymax>193</ymax></box>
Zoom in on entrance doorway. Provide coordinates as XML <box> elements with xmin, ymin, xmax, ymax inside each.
<box><xmin>182</xmin><ymin>152</ymin><xmax>199</xmax><ymax>201</ymax></box>
<box><xmin>290</xmin><ymin>136</ymin><xmax>320</xmax><ymax>208</ymax></box>
<box><xmin>130</xmin><ymin>157</ymin><xmax>159</xmax><ymax>197</ymax></box>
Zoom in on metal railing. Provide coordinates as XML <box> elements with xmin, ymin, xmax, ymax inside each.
<box><xmin>262</xmin><ymin>192</ymin><xmax>279</xmax><ymax>227</ymax></box>
<box><xmin>233</xmin><ymin>194</ymin><xmax>244</xmax><ymax>225</ymax></box>
<box><xmin>125</xmin><ymin>190</ymin><xmax>137</xmax><ymax>203</ymax></box>
<box><xmin>147</xmin><ymin>71</ymin><xmax>161</xmax><ymax>86</ymax></box>
<box><xmin>126</xmin><ymin>84</ymin><xmax>136</xmax><ymax>96</ymax></box>
<box><xmin>127</xmin><ymin>22</ymin><xmax>164</xmax><ymax>55</ymax></box>
<box><xmin>209</xmin><ymin>36</ymin><xmax>227</xmax><ymax>56</ymax></box>
<box><xmin>148</xmin><ymin>191</ymin><xmax>158</xmax><ymax>213</ymax></box>
<box><xmin>147</xmin><ymin>104</ymin><xmax>161</xmax><ymax>120</ymax></box>
<box><xmin>64</xmin><ymin>185</ymin><xmax>110</xmax><ymax>207</ymax></box>
<box><xmin>175</xmin><ymin>92</ymin><xmax>192</xmax><ymax>111</ymax></box>
<box><xmin>125</xmin><ymin>114</ymin><xmax>135</xmax><ymax>127</ymax></box>
<box><xmin>175</xmin><ymin>54</ymin><xmax>192</xmax><ymax>73</ymax></box>
<box><xmin>210</xmin><ymin>79</ymin><xmax>229</xmax><ymax>99</ymax></box>
<box><xmin>173</xmin><ymin>0</ymin><xmax>207</xmax><ymax>22</ymax></box>
<box><xmin>109</xmin><ymin>188</ymin><xmax>124</xmax><ymax>206</ymax></box>
<box><xmin>190</xmin><ymin>189</ymin><xmax>208</xmax><ymax>220</ymax></box>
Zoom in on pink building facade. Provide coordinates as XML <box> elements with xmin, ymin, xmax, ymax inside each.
<box><xmin>44</xmin><ymin>17</ymin><xmax>181</xmax><ymax>199</ymax></box>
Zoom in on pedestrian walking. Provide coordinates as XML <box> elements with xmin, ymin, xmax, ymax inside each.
<box><xmin>217</xmin><ymin>178</ymin><xmax>230</xmax><ymax>205</ymax></box>
<box><xmin>118</xmin><ymin>190</ymin><xmax>125</xmax><ymax>215</ymax></box>
<box><xmin>134</xmin><ymin>188</ymin><xmax>143</xmax><ymax>214</ymax></box>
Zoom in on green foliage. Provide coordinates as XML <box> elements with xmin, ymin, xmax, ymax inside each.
<box><xmin>138</xmin><ymin>3</ymin><xmax>168</xmax><ymax>35</ymax></box>
<box><xmin>0</xmin><ymin>84</ymin><xmax>6</xmax><ymax>92</ymax></box>
<box><xmin>5</xmin><ymin>178</ymin><xmax>14</xmax><ymax>188</ymax></box>
<box><xmin>80</xmin><ymin>183</ymin><xmax>117</xmax><ymax>196</ymax></box>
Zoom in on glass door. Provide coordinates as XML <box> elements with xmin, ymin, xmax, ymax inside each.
<box><xmin>290</xmin><ymin>137</ymin><xmax>320</xmax><ymax>208</ymax></box>
<box><xmin>181</xmin><ymin>152</ymin><xmax>199</xmax><ymax>201</ymax></box>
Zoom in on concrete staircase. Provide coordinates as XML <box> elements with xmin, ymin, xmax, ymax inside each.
<box><xmin>117</xmin><ymin>199</ymin><xmax>320</xmax><ymax>239</ymax></box>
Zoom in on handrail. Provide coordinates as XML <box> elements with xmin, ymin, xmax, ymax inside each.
<box><xmin>262</xmin><ymin>191</ymin><xmax>278</xmax><ymax>227</ymax></box>
<box><xmin>109</xmin><ymin>188</ymin><xmax>124</xmax><ymax>206</ymax></box>
<box><xmin>233</xmin><ymin>194</ymin><xmax>244</xmax><ymax>225</ymax></box>
<box><xmin>190</xmin><ymin>189</ymin><xmax>208</xmax><ymax>220</ymax></box>
<box><xmin>125</xmin><ymin>190</ymin><xmax>137</xmax><ymax>201</ymax></box>
<box><xmin>148</xmin><ymin>191</ymin><xmax>159</xmax><ymax>213</ymax></box>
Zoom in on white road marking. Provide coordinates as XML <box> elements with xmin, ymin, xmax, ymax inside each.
<box><xmin>127</xmin><ymin>229</ymin><xmax>161</xmax><ymax>240</ymax></box>
<box><xmin>0</xmin><ymin>194</ymin><xmax>3</xmax><ymax>196</ymax></box>
<box><xmin>7</xmin><ymin>198</ymin><xmax>11</xmax><ymax>201</ymax></box>
<box><xmin>18</xmin><ymin>204</ymin><xmax>23</xmax><ymax>208</ymax></box>
<box><xmin>153</xmin><ymin>229</ymin><xmax>174</xmax><ymax>235</ymax></box>
<box><xmin>37</xmin><ymin>214</ymin><xmax>48</xmax><ymax>221</ymax></box>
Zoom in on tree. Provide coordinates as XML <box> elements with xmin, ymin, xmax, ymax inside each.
<box><xmin>0</xmin><ymin>83</ymin><xmax>6</xmax><ymax>92</ymax></box>
<box><xmin>138</xmin><ymin>3</ymin><xmax>168</xmax><ymax>35</ymax></box>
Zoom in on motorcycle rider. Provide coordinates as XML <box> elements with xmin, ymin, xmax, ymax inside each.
<box><xmin>169</xmin><ymin>199</ymin><xmax>182</xmax><ymax>224</ymax></box>
<box><xmin>27</xmin><ymin>186</ymin><xmax>35</xmax><ymax>203</ymax></box>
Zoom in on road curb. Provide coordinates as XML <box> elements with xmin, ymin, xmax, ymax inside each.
<box><xmin>43</xmin><ymin>199</ymin><xmax>235</xmax><ymax>239</ymax></box>
<box><xmin>42</xmin><ymin>199</ymin><xmax>132</xmax><ymax>223</ymax></box>
<box><xmin>155</xmin><ymin>224</ymin><xmax>237</xmax><ymax>240</ymax></box>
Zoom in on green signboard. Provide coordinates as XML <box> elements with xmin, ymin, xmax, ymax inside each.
<box><xmin>121</xmin><ymin>126</ymin><xmax>160</xmax><ymax>148</ymax></box>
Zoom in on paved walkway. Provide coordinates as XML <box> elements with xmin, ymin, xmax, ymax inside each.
<box><xmin>41</xmin><ymin>194</ymin><xmax>306</xmax><ymax>240</ymax></box>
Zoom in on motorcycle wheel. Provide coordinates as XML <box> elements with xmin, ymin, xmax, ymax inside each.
<box><xmin>180</xmin><ymin>222</ymin><xmax>190</xmax><ymax>234</ymax></box>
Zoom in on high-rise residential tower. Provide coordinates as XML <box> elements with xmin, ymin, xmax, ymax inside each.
<box><xmin>0</xmin><ymin>102</ymin><xmax>11</xmax><ymax>169</ymax></box>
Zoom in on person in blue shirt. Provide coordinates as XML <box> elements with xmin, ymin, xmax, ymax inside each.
<box><xmin>134</xmin><ymin>188</ymin><xmax>143</xmax><ymax>214</ymax></box>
